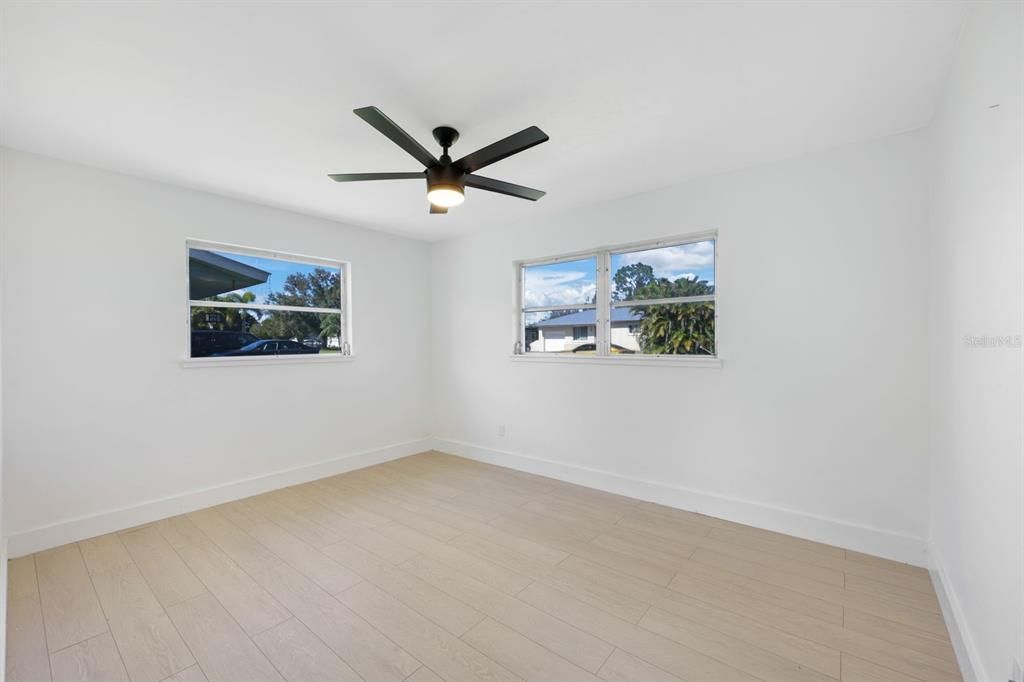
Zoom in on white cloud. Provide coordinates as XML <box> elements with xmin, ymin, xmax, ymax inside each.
<box><xmin>618</xmin><ymin>241</ymin><xmax>714</xmax><ymax>281</ymax></box>
<box><xmin>523</xmin><ymin>270</ymin><xmax>596</xmax><ymax>308</ymax></box>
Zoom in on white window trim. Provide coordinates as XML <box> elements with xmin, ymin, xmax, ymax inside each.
<box><xmin>514</xmin><ymin>230</ymin><xmax>719</xmax><ymax>365</ymax></box>
<box><xmin>510</xmin><ymin>354</ymin><xmax>722</xmax><ymax>368</ymax></box>
<box><xmin>182</xmin><ymin>354</ymin><xmax>356</xmax><ymax>369</ymax></box>
<box><xmin>184</xmin><ymin>238</ymin><xmax>353</xmax><ymax>367</ymax></box>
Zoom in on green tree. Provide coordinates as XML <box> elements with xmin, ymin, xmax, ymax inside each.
<box><xmin>613</xmin><ymin>262</ymin><xmax>656</xmax><ymax>300</ymax></box>
<box><xmin>250</xmin><ymin>268</ymin><xmax>342</xmax><ymax>344</ymax></box>
<box><xmin>266</xmin><ymin>268</ymin><xmax>340</xmax><ymax>309</ymax></box>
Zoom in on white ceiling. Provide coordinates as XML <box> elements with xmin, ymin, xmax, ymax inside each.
<box><xmin>1</xmin><ymin>1</ymin><xmax>965</xmax><ymax>241</ymax></box>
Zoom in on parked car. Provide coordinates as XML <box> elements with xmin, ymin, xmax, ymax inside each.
<box><xmin>211</xmin><ymin>339</ymin><xmax>320</xmax><ymax>357</ymax></box>
<box><xmin>571</xmin><ymin>343</ymin><xmax>636</xmax><ymax>354</ymax></box>
<box><xmin>191</xmin><ymin>330</ymin><xmax>259</xmax><ymax>357</ymax></box>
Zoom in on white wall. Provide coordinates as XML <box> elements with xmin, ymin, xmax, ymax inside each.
<box><xmin>926</xmin><ymin>2</ymin><xmax>1023</xmax><ymax>680</ymax></box>
<box><xmin>432</xmin><ymin>131</ymin><xmax>932</xmax><ymax>563</ymax></box>
<box><xmin>0</xmin><ymin>140</ymin><xmax>7</xmax><ymax>676</ymax></box>
<box><xmin>1</xmin><ymin>148</ymin><xmax>433</xmax><ymax>554</ymax></box>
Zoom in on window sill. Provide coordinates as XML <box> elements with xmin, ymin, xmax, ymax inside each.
<box><xmin>181</xmin><ymin>355</ymin><xmax>355</xmax><ymax>369</ymax></box>
<box><xmin>510</xmin><ymin>354</ymin><xmax>722</xmax><ymax>368</ymax></box>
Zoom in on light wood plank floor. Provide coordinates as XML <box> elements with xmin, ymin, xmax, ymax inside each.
<box><xmin>6</xmin><ymin>452</ymin><xmax>961</xmax><ymax>682</ymax></box>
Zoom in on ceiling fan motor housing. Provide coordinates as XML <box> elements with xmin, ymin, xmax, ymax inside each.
<box><xmin>426</xmin><ymin>163</ymin><xmax>465</xmax><ymax>193</ymax></box>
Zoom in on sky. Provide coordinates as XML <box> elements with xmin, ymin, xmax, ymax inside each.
<box><xmin>523</xmin><ymin>240</ymin><xmax>715</xmax><ymax>308</ymax></box>
<box><xmin>199</xmin><ymin>249</ymin><xmax>341</xmax><ymax>305</ymax></box>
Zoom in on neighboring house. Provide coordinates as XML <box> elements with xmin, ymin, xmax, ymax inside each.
<box><xmin>527</xmin><ymin>308</ymin><xmax>642</xmax><ymax>352</ymax></box>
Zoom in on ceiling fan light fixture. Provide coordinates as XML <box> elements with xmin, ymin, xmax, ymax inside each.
<box><xmin>427</xmin><ymin>185</ymin><xmax>465</xmax><ymax>208</ymax></box>
<box><xmin>426</xmin><ymin>163</ymin><xmax>466</xmax><ymax>208</ymax></box>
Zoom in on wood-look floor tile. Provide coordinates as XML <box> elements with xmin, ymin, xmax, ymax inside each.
<box><xmin>639</xmin><ymin>607</ymin><xmax>833</xmax><ymax>682</ymax></box>
<box><xmin>49</xmin><ymin>632</ymin><xmax>128</xmax><ymax>682</ymax></box>
<box><xmin>596</xmin><ymin>649</ymin><xmax>683</xmax><ymax>682</ymax></box>
<box><xmin>403</xmin><ymin>554</ymin><xmax>613</xmax><ymax>673</ymax></box>
<box><xmin>187</xmin><ymin>508</ymin><xmax>283</xmax><ymax>575</ymax></box>
<box><xmin>166</xmin><ymin>592</ymin><xmax>282</xmax><ymax>682</ymax></box>
<box><xmin>252</xmin><ymin>617</ymin><xmax>363</xmax><ymax>682</ymax></box>
<box><xmin>156</xmin><ymin>516</ymin><xmax>291</xmax><ymax>636</ymax></box>
<box><xmin>6</xmin><ymin>556</ymin><xmax>52</xmax><ymax>682</ymax></box>
<box><xmin>841</xmin><ymin>652</ymin><xmax>921</xmax><ymax>682</ymax></box>
<box><xmin>375</xmin><ymin>522</ymin><xmax>533</xmax><ymax>595</ymax></box>
<box><xmin>322</xmin><ymin>540</ymin><xmax>485</xmax><ymax>636</ymax></box>
<box><xmin>35</xmin><ymin>544</ymin><xmax>108</xmax><ymax>652</ymax></box>
<box><xmin>405</xmin><ymin>665</ymin><xmax>445</xmax><ymax>681</ymax></box>
<box><xmin>164</xmin><ymin>664</ymin><xmax>209</xmax><ymax>682</ymax></box>
<box><xmin>462</xmin><ymin>617</ymin><xmax>600</xmax><ymax>682</ymax></box>
<box><xmin>338</xmin><ymin>581</ymin><xmax>520</xmax><ymax>682</ymax></box>
<box><xmin>109</xmin><ymin>613</ymin><xmax>195</xmax><ymax>682</ymax></box>
<box><xmin>120</xmin><ymin>526</ymin><xmax>206</xmax><ymax>608</ymax></box>
<box><xmin>252</xmin><ymin>561</ymin><xmax>420</xmax><ymax>682</ymax></box>
<box><xmin>518</xmin><ymin>583</ymin><xmax>757</xmax><ymax>682</ymax></box>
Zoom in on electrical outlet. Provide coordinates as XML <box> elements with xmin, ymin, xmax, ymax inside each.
<box><xmin>497</xmin><ymin>424</ymin><xmax>506</xmax><ymax>437</ymax></box>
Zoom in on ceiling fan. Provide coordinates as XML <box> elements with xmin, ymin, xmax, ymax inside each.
<box><xmin>329</xmin><ymin>106</ymin><xmax>549</xmax><ymax>214</ymax></box>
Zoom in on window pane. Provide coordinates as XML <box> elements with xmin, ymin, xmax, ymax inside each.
<box><xmin>620</xmin><ymin>301</ymin><xmax>715</xmax><ymax>355</ymax></box>
<box><xmin>522</xmin><ymin>257</ymin><xmax>597</xmax><ymax>308</ymax></box>
<box><xmin>610</xmin><ymin>240</ymin><xmax>715</xmax><ymax>302</ymax></box>
<box><xmin>190</xmin><ymin>306</ymin><xmax>341</xmax><ymax>357</ymax></box>
<box><xmin>189</xmin><ymin>248</ymin><xmax>342</xmax><ymax>309</ymax></box>
<box><xmin>523</xmin><ymin>309</ymin><xmax>596</xmax><ymax>354</ymax></box>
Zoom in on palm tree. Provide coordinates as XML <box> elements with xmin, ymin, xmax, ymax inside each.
<box><xmin>637</xmin><ymin>301</ymin><xmax>715</xmax><ymax>354</ymax></box>
<box><xmin>191</xmin><ymin>291</ymin><xmax>261</xmax><ymax>332</ymax></box>
<box><xmin>629</xmin><ymin>273</ymin><xmax>715</xmax><ymax>355</ymax></box>
<box><xmin>319</xmin><ymin>313</ymin><xmax>341</xmax><ymax>347</ymax></box>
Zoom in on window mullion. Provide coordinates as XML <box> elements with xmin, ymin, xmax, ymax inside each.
<box><xmin>522</xmin><ymin>303</ymin><xmax>597</xmax><ymax>314</ymax></box>
<box><xmin>189</xmin><ymin>300</ymin><xmax>341</xmax><ymax>315</ymax></box>
<box><xmin>611</xmin><ymin>294</ymin><xmax>715</xmax><ymax>307</ymax></box>
<box><xmin>596</xmin><ymin>251</ymin><xmax>611</xmax><ymax>355</ymax></box>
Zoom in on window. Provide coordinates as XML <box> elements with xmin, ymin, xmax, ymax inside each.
<box><xmin>520</xmin><ymin>256</ymin><xmax>596</xmax><ymax>354</ymax></box>
<box><xmin>187</xmin><ymin>240</ymin><xmax>350</xmax><ymax>360</ymax></box>
<box><xmin>517</xmin><ymin>234</ymin><xmax>716</xmax><ymax>359</ymax></box>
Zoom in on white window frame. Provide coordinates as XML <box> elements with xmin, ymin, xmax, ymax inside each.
<box><xmin>183</xmin><ymin>239</ymin><xmax>354</xmax><ymax>368</ymax></box>
<box><xmin>513</xmin><ymin>231</ymin><xmax>721</xmax><ymax>367</ymax></box>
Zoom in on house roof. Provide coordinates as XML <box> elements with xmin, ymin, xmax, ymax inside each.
<box><xmin>532</xmin><ymin>308</ymin><xmax>641</xmax><ymax>328</ymax></box>
<box><xmin>188</xmin><ymin>249</ymin><xmax>271</xmax><ymax>299</ymax></box>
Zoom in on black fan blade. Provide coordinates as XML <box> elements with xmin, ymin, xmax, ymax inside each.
<box><xmin>430</xmin><ymin>204</ymin><xmax>448</xmax><ymax>214</ymax></box>
<box><xmin>328</xmin><ymin>172</ymin><xmax>423</xmax><ymax>182</ymax></box>
<box><xmin>455</xmin><ymin>126</ymin><xmax>549</xmax><ymax>173</ymax></box>
<box><xmin>465</xmin><ymin>174</ymin><xmax>546</xmax><ymax>201</ymax></box>
<box><xmin>354</xmin><ymin>106</ymin><xmax>437</xmax><ymax>168</ymax></box>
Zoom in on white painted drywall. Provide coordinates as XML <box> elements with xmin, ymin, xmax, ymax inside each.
<box><xmin>0</xmin><ymin>143</ymin><xmax>7</xmax><ymax>676</ymax></box>
<box><xmin>926</xmin><ymin>2</ymin><xmax>1023</xmax><ymax>679</ymax></box>
<box><xmin>0</xmin><ymin>148</ymin><xmax>432</xmax><ymax>548</ymax></box>
<box><xmin>431</xmin><ymin>131</ymin><xmax>932</xmax><ymax>561</ymax></box>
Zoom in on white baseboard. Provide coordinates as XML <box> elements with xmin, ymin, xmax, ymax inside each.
<box><xmin>6</xmin><ymin>437</ymin><xmax>432</xmax><ymax>557</ymax></box>
<box><xmin>432</xmin><ymin>437</ymin><xmax>929</xmax><ymax>567</ymax></box>
<box><xmin>930</xmin><ymin>549</ymin><xmax>984</xmax><ymax>682</ymax></box>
